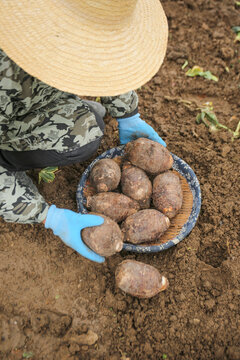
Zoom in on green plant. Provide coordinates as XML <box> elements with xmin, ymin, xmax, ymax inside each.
<box><xmin>38</xmin><ymin>167</ymin><xmax>58</xmax><ymax>184</ymax></box>
<box><xmin>232</xmin><ymin>26</ymin><xmax>240</xmax><ymax>42</ymax></box>
<box><xmin>232</xmin><ymin>121</ymin><xmax>240</xmax><ymax>141</ymax></box>
<box><xmin>181</xmin><ymin>60</ymin><xmax>188</xmax><ymax>69</ymax></box>
<box><xmin>196</xmin><ymin>103</ymin><xmax>228</xmax><ymax>131</ymax></box>
<box><xmin>186</xmin><ymin>66</ymin><xmax>218</xmax><ymax>81</ymax></box>
<box><xmin>196</xmin><ymin>102</ymin><xmax>240</xmax><ymax>141</ymax></box>
<box><xmin>23</xmin><ymin>352</ymin><xmax>34</xmax><ymax>359</ymax></box>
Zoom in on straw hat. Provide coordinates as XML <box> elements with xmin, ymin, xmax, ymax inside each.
<box><xmin>0</xmin><ymin>0</ymin><xmax>168</xmax><ymax>96</ymax></box>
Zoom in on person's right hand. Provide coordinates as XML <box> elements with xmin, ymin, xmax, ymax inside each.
<box><xmin>44</xmin><ymin>205</ymin><xmax>105</xmax><ymax>263</ymax></box>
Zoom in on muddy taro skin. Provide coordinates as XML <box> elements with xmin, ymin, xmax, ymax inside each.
<box><xmin>115</xmin><ymin>260</ymin><xmax>169</xmax><ymax>298</ymax></box>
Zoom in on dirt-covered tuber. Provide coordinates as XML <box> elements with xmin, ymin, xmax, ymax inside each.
<box><xmin>152</xmin><ymin>171</ymin><xmax>183</xmax><ymax>218</ymax></box>
<box><xmin>121</xmin><ymin>209</ymin><xmax>170</xmax><ymax>244</ymax></box>
<box><xmin>90</xmin><ymin>158</ymin><xmax>121</xmax><ymax>192</ymax></box>
<box><xmin>115</xmin><ymin>260</ymin><xmax>169</xmax><ymax>298</ymax></box>
<box><xmin>121</xmin><ymin>164</ymin><xmax>152</xmax><ymax>208</ymax></box>
<box><xmin>82</xmin><ymin>214</ymin><xmax>123</xmax><ymax>256</ymax></box>
<box><xmin>86</xmin><ymin>192</ymin><xmax>140</xmax><ymax>223</ymax></box>
<box><xmin>125</xmin><ymin>138</ymin><xmax>173</xmax><ymax>175</ymax></box>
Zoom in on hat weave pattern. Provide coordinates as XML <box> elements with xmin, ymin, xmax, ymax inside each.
<box><xmin>0</xmin><ymin>0</ymin><xmax>168</xmax><ymax>96</ymax></box>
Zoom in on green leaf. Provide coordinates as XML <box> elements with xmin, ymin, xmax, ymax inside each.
<box><xmin>202</xmin><ymin>71</ymin><xmax>218</xmax><ymax>82</ymax></box>
<box><xmin>196</xmin><ymin>102</ymin><xmax>236</xmax><ymax>138</ymax></box>
<box><xmin>186</xmin><ymin>66</ymin><xmax>218</xmax><ymax>81</ymax></box>
<box><xmin>232</xmin><ymin>120</ymin><xmax>240</xmax><ymax>141</ymax></box>
<box><xmin>23</xmin><ymin>352</ymin><xmax>34</xmax><ymax>359</ymax></box>
<box><xmin>235</xmin><ymin>32</ymin><xmax>240</xmax><ymax>42</ymax></box>
<box><xmin>200</xmin><ymin>111</ymin><xmax>206</xmax><ymax>121</ymax></box>
<box><xmin>232</xmin><ymin>26</ymin><xmax>240</xmax><ymax>33</ymax></box>
<box><xmin>186</xmin><ymin>65</ymin><xmax>203</xmax><ymax>77</ymax></box>
<box><xmin>205</xmin><ymin>111</ymin><xmax>219</xmax><ymax>125</ymax></box>
<box><xmin>196</xmin><ymin>113</ymin><xmax>202</xmax><ymax>124</ymax></box>
<box><xmin>38</xmin><ymin>167</ymin><xmax>58</xmax><ymax>184</ymax></box>
<box><xmin>43</xmin><ymin>166</ymin><xmax>59</xmax><ymax>172</ymax></box>
<box><xmin>42</xmin><ymin>173</ymin><xmax>54</xmax><ymax>181</ymax></box>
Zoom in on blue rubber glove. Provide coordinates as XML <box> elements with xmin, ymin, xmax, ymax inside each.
<box><xmin>117</xmin><ymin>113</ymin><xmax>166</xmax><ymax>147</ymax></box>
<box><xmin>45</xmin><ymin>205</ymin><xmax>105</xmax><ymax>263</ymax></box>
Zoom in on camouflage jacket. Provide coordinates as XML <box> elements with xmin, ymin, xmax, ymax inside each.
<box><xmin>0</xmin><ymin>48</ymin><xmax>138</xmax><ymax>224</ymax></box>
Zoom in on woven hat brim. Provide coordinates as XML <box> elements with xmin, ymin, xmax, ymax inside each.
<box><xmin>0</xmin><ymin>0</ymin><xmax>168</xmax><ymax>96</ymax></box>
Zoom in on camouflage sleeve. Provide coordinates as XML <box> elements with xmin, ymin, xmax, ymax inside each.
<box><xmin>100</xmin><ymin>90</ymin><xmax>138</xmax><ymax>118</ymax></box>
<box><xmin>0</xmin><ymin>166</ymin><xmax>49</xmax><ymax>224</ymax></box>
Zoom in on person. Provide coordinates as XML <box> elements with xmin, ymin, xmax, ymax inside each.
<box><xmin>0</xmin><ymin>0</ymin><xmax>168</xmax><ymax>263</ymax></box>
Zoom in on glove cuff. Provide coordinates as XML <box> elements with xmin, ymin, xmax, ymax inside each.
<box><xmin>45</xmin><ymin>204</ymin><xmax>63</xmax><ymax>230</ymax></box>
<box><xmin>117</xmin><ymin>112</ymin><xmax>141</xmax><ymax>123</ymax></box>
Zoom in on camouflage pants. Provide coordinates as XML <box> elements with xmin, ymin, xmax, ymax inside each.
<box><xmin>0</xmin><ymin>90</ymin><xmax>138</xmax><ymax>223</ymax></box>
<box><xmin>0</xmin><ymin>48</ymin><xmax>138</xmax><ymax>170</ymax></box>
<box><xmin>0</xmin><ymin>47</ymin><xmax>139</xmax><ymax>223</ymax></box>
<box><xmin>0</xmin><ymin>94</ymin><xmax>105</xmax><ymax>171</ymax></box>
<box><xmin>0</xmin><ymin>91</ymin><xmax>138</xmax><ymax>171</ymax></box>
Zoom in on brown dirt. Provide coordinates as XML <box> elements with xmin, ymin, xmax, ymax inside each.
<box><xmin>0</xmin><ymin>1</ymin><xmax>240</xmax><ymax>359</ymax></box>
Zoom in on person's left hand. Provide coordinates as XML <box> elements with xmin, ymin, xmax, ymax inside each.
<box><xmin>117</xmin><ymin>113</ymin><xmax>166</xmax><ymax>147</ymax></box>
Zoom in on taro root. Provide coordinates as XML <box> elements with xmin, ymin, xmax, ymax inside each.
<box><xmin>121</xmin><ymin>209</ymin><xmax>170</xmax><ymax>244</ymax></box>
<box><xmin>82</xmin><ymin>214</ymin><xmax>123</xmax><ymax>256</ymax></box>
<box><xmin>125</xmin><ymin>137</ymin><xmax>173</xmax><ymax>175</ymax></box>
<box><xmin>86</xmin><ymin>192</ymin><xmax>140</xmax><ymax>222</ymax></box>
<box><xmin>152</xmin><ymin>171</ymin><xmax>183</xmax><ymax>219</ymax></box>
<box><xmin>121</xmin><ymin>164</ymin><xmax>152</xmax><ymax>208</ymax></box>
<box><xmin>115</xmin><ymin>260</ymin><xmax>169</xmax><ymax>298</ymax></box>
<box><xmin>90</xmin><ymin>158</ymin><xmax>121</xmax><ymax>192</ymax></box>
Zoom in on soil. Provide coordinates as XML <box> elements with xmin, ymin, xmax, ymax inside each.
<box><xmin>0</xmin><ymin>1</ymin><xmax>240</xmax><ymax>359</ymax></box>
